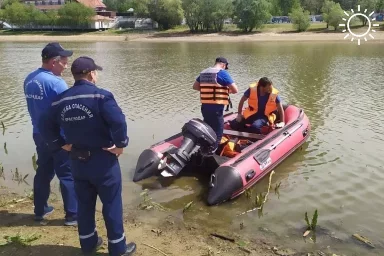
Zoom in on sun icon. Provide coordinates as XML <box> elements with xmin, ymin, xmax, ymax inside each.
<box><xmin>339</xmin><ymin>5</ymin><xmax>380</xmax><ymax>45</ymax></box>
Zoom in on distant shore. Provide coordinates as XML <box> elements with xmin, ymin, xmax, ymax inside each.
<box><xmin>1</xmin><ymin>29</ymin><xmax>384</xmax><ymax>43</ymax></box>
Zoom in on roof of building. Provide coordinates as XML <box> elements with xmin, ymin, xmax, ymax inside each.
<box><xmin>75</xmin><ymin>0</ymin><xmax>106</xmax><ymax>9</ymax></box>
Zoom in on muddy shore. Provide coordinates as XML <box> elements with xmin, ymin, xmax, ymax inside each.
<box><xmin>0</xmin><ymin>187</ymin><xmax>284</xmax><ymax>256</ymax></box>
<box><xmin>0</xmin><ymin>30</ymin><xmax>384</xmax><ymax>43</ymax></box>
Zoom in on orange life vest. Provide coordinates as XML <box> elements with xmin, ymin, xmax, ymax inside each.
<box><xmin>199</xmin><ymin>67</ymin><xmax>229</xmax><ymax>105</ymax></box>
<box><xmin>219</xmin><ymin>135</ymin><xmax>251</xmax><ymax>158</ymax></box>
<box><xmin>242</xmin><ymin>83</ymin><xmax>279</xmax><ymax>124</ymax></box>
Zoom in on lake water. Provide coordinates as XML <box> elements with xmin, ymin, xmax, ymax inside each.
<box><xmin>0</xmin><ymin>41</ymin><xmax>383</xmax><ymax>255</ymax></box>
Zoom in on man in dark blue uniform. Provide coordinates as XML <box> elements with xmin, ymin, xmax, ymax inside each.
<box><xmin>39</xmin><ymin>56</ymin><xmax>136</xmax><ymax>256</ymax></box>
<box><xmin>24</xmin><ymin>42</ymin><xmax>78</xmax><ymax>225</ymax></box>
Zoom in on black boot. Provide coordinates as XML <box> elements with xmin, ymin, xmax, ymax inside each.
<box><xmin>121</xmin><ymin>242</ymin><xmax>136</xmax><ymax>255</ymax></box>
<box><xmin>84</xmin><ymin>237</ymin><xmax>103</xmax><ymax>255</ymax></box>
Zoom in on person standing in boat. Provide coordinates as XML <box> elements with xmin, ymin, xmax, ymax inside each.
<box><xmin>38</xmin><ymin>56</ymin><xmax>136</xmax><ymax>256</ymax></box>
<box><xmin>23</xmin><ymin>42</ymin><xmax>78</xmax><ymax>226</ymax></box>
<box><xmin>193</xmin><ymin>57</ymin><xmax>238</xmax><ymax>152</ymax></box>
<box><xmin>232</xmin><ymin>77</ymin><xmax>285</xmax><ymax>134</ymax></box>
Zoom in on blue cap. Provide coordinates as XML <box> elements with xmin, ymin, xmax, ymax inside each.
<box><xmin>71</xmin><ymin>56</ymin><xmax>103</xmax><ymax>75</ymax></box>
<box><xmin>41</xmin><ymin>42</ymin><xmax>73</xmax><ymax>59</ymax></box>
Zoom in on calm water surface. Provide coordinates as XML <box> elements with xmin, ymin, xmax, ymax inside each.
<box><xmin>0</xmin><ymin>41</ymin><xmax>383</xmax><ymax>255</ymax></box>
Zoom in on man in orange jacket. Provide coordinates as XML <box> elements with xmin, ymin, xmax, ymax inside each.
<box><xmin>232</xmin><ymin>77</ymin><xmax>285</xmax><ymax>134</ymax></box>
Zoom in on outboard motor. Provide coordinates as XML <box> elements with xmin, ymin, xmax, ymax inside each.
<box><xmin>159</xmin><ymin>118</ymin><xmax>217</xmax><ymax>177</ymax></box>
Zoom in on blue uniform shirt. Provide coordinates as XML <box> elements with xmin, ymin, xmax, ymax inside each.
<box><xmin>196</xmin><ymin>69</ymin><xmax>234</xmax><ymax>111</ymax></box>
<box><xmin>243</xmin><ymin>88</ymin><xmax>281</xmax><ymax>119</ymax></box>
<box><xmin>39</xmin><ymin>80</ymin><xmax>128</xmax><ymax>151</ymax></box>
<box><xmin>24</xmin><ymin>68</ymin><xmax>68</xmax><ymax>134</ymax></box>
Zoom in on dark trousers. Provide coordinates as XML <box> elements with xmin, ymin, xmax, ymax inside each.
<box><xmin>201</xmin><ymin>106</ymin><xmax>224</xmax><ymax>149</ymax></box>
<box><xmin>245</xmin><ymin>115</ymin><xmax>268</xmax><ymax>134</ymax></box>
<box><xmin>71</xmin><ymin>151</ymin><xmax>126</xmax><ymax>256</ymax></box>
<box><xmin>33</xmin><ymin>133</ymin><xmax>77</xmax><ymax>218</ymax></box>
<box><xmin>229</xmin><ymin>115</ymin><xmax>268</xmax><ymax>134</ymax></box>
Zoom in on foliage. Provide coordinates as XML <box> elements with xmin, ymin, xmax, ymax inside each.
<box><xmin>148</xmin><ymin>0</ymin><xmax>183</xmax><ymax>30</ymax></box>
<box><xmin>57</xmin><ymin>2</ymin><xmax>95</xmax><ymax>29</ymax></box>
<box><xmin>289</xmin><ymin>4</ymin><xmax>311</xmax><ymax>31</ymax></box>
<box><xmin>233</xmin><ymin>0</ymin><xmax>272</xmax><ymax>32</ymax></box>
<box><xmin>1</xmin><ymin>0</ymin><xmax>382</xmax><ymax>32</ymax></box>
<box><xmin>0</xmin><ymin>2</ymin><xmax>94</xmax><ymax>29</ymax></box>
<box><xmin>328</xmin><ymin>2</ymin><xmax>344</xmax><ymax>30</ymax></box>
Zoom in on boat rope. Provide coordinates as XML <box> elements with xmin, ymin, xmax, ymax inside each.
<box><xmin>236</xmin><ymin>170</ymin><xmax>275</xmax><ymax>217</ymax></box>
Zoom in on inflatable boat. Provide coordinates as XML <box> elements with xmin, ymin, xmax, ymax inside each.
<box><xmin>133</xmin><ymin>104</ymin><xmax>310</xmax><ymax>206</ymax></box>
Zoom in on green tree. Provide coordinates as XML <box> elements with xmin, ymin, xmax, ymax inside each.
<box><xmin>357</xmin><ymin>0</ymin><xmax>378</xmax><ymax>25</ymax></box>
<box><xmin>130</xmin><ymin>0</ymin><xmax>150</xmax><ymax>16</ymax></box>
<box><xmin>182</xmin><ymin>0</ymin><xmax>203</xmax><ymax>31</ymax></box>
<box><xmin>289</xmin><ymin>4</ymin><xmax>311</xmax><ymax>31</ymax></box>
<box><xmin>0</xmin><ymin>9</ymin><xmax>4</xmax><ymax>27</ymax></box>
<box><xmin>336</xmin><ymin>0</ymin><xmax>358</xmax><ymax>10</ymax></box>
<box><xmin>58</xmin><ymin>2</ymin><xmax>95</xmax><ymax>29</ymax></box>
<box><xmin>199</xmin><ymin>0</ymin><xmax>233</xmax><ymax>31</ymax></box>
<box><xmin>270</xmin><ymin>0</ymin><xmax>282</xmax><ymax>15</ymax></box>
<box><xmin>210</xmin><ymin>0</ymin><xmax>233</xmax><ymax>31</ymax></box>
<box><xmin>0</xmin><ymin>0</ymin><xmax>18</xmax><ymax>9</ymax></box>
<box><xmin>45</xmin><ymin>10</ymin><xmax>58</xmax><ymax>28</ymax></box>
<box><xmin>301</xmin><ymin>0</ymin><xmax>325</xmax><ymax>14</ymax></box>
<box><xmin>322</xmin><ymin>0</ymin><xmax>336</xmax><ymax>28</ymax></box>
<box><xmin>328</xmin><ymin>2</ymin><xmax>344</xmax><ymax>30</ymax></box>
<box><xmin>148</xmin><ymin>0</ymin><xmax>183</xmax><ymax>30</ymax></box>
<box><xmin>377</xmin><ymin>0</ymin><xmax>384</xmax><ymax>10</ymax></box>
<box><xmin>2</xmin><ymin>2</ymin><xmax>30</xmax><ymax>28</ymax></box>
<box><xmin>233</xmin><ymin>0</ymin><xmax>272</xmax><ymax>32</ymax></box>
<box><xmin>279</xmin><ymin>0</ymin><xmax>301</xmax><ymax>15</ymax></box>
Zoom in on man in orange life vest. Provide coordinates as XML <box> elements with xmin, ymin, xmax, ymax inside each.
<box><xmin>233</xmin><ymin>77</ymin><xmax>285</xmax><ymax>134</ymax></box>
<box><xmin>193</xmin><ymin>57</ymin><xmax>238</xmax><ymax>151</ymax></box>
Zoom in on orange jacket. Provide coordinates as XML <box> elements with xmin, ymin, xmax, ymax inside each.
<box><xmin>199</xmin><ymin>67</ymin><xmax>229</xmax><ymax>105</ymax></box>
<box><xmin>242</xmin><ymin>83</ymin><xmax>279</xmax><ymax>124</ymax></box>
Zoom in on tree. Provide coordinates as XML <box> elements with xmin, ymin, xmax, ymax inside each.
<box><xmin>377</xmin><ymin>0</ymin><xmax>384</xmax><ymax>10</ymax></box>
<box><xmin>0</xmin><ymin>0</ymin><xmax>18</xmax><ymax>9</ymax></box>
<box><xmin>270</xmin><ymin>0</ymin><xmax>282</xmax><ymax>15</ymax></box>
<box><xmin>148</xmin><ymin>0</ymin><xmax>183</xmax><ymax>30</ymax></box>
<box><xmin>289</xmin><ymin>4</ymin><xmax>311</xmax><ymax>31</ymax></box>
<box><xmin>357</xmin><ymin>0</ymin><xmax>378</xmax><ymax>25</ymax></box>
<box><xmin>130</xmin><ymin>0</ymin><xmax>150</xmax><ymax>17</ymax></box>
<box><xmin>45</xmin><ymin>10</ymin><xmax>58</xmax><ymax>28</ymax></box>
<box><xmin>328</xmin><ymin>2</ymin><xmax>344</xmax><ymax>30</ymax></box>
<box><xmin>2</xmin><ymin>2</ymin><xmax>30</xmax><ymax>28</ymax></box>
<box><xmin>301</xmin><ymin>0</ymin><xmax>325</xmax><ymax>14</ymax></box>
<box><xmin>336</xmin><ymin>0</ymin><xmax>358</xmax><ymax>10</ymax></box>
<box><xmin>182</xmin><ymin>0</ymin><xmax>203</xmax><ymax>31</ymax></box>
<box><xmin>322</xmin><ymin>0</ymin><xmax>336</xmax><ymax>28</ymax></box>
<box><xmin>210</xmin><ymin>0</ymin><xmax>233</xmax><ymax>31</ymax></box>
<box><xmin>198</xmin><ymin>0</ymin><xmax>233</xmax><ymax>31</ymax></box>
<box><xmin>57</xmin><ymin>2</ymin><xmax>95</xmax><ymax>29</ymax></box>
<box><xmin>233</xmin><ymin>0</ymin><xmax>272</xmax><ymax>32</ymax></box>
<box><xmin>279</xmin><ymin>0</ymin><xmax>301</xmax><ymax>15</ymax></box>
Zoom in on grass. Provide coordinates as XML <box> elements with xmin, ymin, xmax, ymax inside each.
<box><xmin>0</xmin><ymin>232</ymin><xmax>41</xmax><ymax>247</ymax></box>
<box><xmin>1</xmin><ymin>21</ymin><xmax>383</xmax><ymax>37</ymax></box>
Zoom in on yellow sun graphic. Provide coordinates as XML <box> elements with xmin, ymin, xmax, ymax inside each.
<box><xmin>340</xmin><ymin>5</ymin><xmax>380</xmax><ymax>45</ymax></box>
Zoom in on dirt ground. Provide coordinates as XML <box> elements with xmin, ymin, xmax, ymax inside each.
<box><xmin>0</xmin><ymin>188</ymin><xmax>283</xmax><ymax>256</ymax></box>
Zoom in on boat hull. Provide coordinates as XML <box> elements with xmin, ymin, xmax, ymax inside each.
<box><xmin>133</xmin><ymin>104</ymin><xmax>311</xmax><ymax>205</ymax></box>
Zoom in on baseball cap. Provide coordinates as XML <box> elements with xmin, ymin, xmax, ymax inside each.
<box><xmin>215</xmin><ymin>57</ymin><xmax>229</xmax><ymax>69</ymax></box>
<box><xmin>41</xmin><ymin>42</ymin><xmax>73</xmax><ymax>59</ymax></box>
<box><xmin>71</xmin><ymin>56</ymin><xmax>103</xmax><ymax>75</ymax></box>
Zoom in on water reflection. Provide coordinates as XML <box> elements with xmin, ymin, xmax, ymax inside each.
<box><xmin>1</xmin><ymin>41</ymin><xmax>384</xmax><ymax>255</ymax></box>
